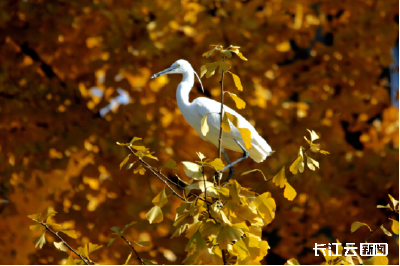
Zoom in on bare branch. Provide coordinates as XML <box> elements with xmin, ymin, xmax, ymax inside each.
<box><xmin>120</xmin><ymin>235</ymin><xmax>145</xmax><ymax>265</ymax></box>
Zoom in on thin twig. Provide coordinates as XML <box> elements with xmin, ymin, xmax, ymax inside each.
<box><xmin>254</xmin><ymin>146</ymin><xmax>311</xmax><ymax>192</ymax></box>
<box><xmin>363</xmin><ymin>215</ymin><xmax>391</xmax><ymax>243</ymax></box>
<box><xmin>217</xmin><ymin>58</ymin><xmax>226</xmax><ymax>159</ymax></box>
<box><xmin>221</xmin><ymin>249</ymin><xmax>228</xmax><ymax>265</ymax></box>
<box><xmin>40</xmin><ymin>222</ymin><xmax>89</xmax><ymax>265</ymax></box>
<box><xmin>120</xmin><ymin>235</ymin><xmax>145</xmax><ymax>265</ymax></box>
<box><xmin>202</xmin><ymin>166</ymin><xmax>218</xmax><ymax>223</ymax></box>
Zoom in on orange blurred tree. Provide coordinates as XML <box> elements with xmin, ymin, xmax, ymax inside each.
<box><xmin>0</xmin><ymin>0</ymin><xmax>398</xmax><ymax>264</ymax></box>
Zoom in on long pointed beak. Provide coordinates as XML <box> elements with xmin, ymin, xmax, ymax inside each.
<box><xmin>150</xmin><ymin>67</ymin><xmax>175</xmax><ymax>79</ymax></box>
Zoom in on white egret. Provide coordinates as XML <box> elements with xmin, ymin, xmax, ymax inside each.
<box><xmin>150</xmin><ymin>59</ymin><xmax>272</xmax><ymax>179</ymax></box>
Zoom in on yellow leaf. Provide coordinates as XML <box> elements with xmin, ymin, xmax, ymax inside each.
<box><xmin>34</xmin><ymin>232</ymin><xmax>46</xmax><ymax>249</ymax></box>
<box><xmin>30</xmin><ymin>224</ymin><xmax>45</xmax><ymax>231</ymax></box>
<box><xmin>374</xmin><ymin>256</ymin><xmax>389</xmax><ymax>265</ymax></box>
<box><xmin>388</xmin><ymin>194</ymin><xmax>399</xmax><ymax>210</ymax></box>
<box><xmin>131</xmin><ymin>145</ymin><xmax>146</xmax><ymax>151</ymax></box>
<box><xmin>219</xmin><ymin>61</ymin><xmax>231</xmax><ymax>73</ymax></box>
<box><xmin>207</xmin><ymin>158</ymin><xmax>225</xmax><ymax>171</ymax></box>
<box><xmin>285</xmin><ymin>258</ymin><xmax>300</xmax><ymax>265</ymax></box>
<box><xmin>116</xmin><ymin>142</ymin><xmax>127</xmax><ymax>146</ymax></box>
<box><xmin>305</xmin><ymin>154</ymin><xmax>319</xmax><ymax>171</ymax></box>
<box><xmin>182</xmin><ymin>161</ymin><xmax>203</xmax><ymax>179</ymax></box>
<box><xmin>205</xmin><ymin>61</ymin><xmax>221</xmax><ymax>78</ymax></box>
<box><xmin>185</xmin><ymin>230</ymin><xmax>207</xmax><ymax>252</ymax></box>
<box><xmin>43</xmin><ymin>210</ymin><xmax>57</xmax><ymax>221</ymax></box>
<box><xmin>133</xmin><ymin>164</ymin><xmax>146</xmax><ymax>175</ymax></box>
<box><xmin>196</xmin><ymin>152</ymin><xmax>206</xmax><ymax>161</ymax></box>
<box><xmin>146</xmin><ymin>206</ymin><xmax>163</xmax><ymax>224</ymax></box>
<box><xmin>185</xmin><ymin>181</ymin><xmax>216</xmax><ymax>196</ymax></box>
<box><xmin>124</xmin><ymin>253</ymin><xmax>132</xmax><ymax>265</ymax></box>
<box><xmin>54</xmin><ymin>241</ymin><xmax>68</xmax><ymax>252</ymax></box>
<box><xmin>200</xmin><ymin>65</ymin><xmax>207</xmax><ymax>78</ymax></box>
<box><xmin>201</xmin><ymin>113</ymin><xmax>210</xmax><ymax>136</ymax></box>
<box><xmin>227</xmin><ymin>92</ymin><xmax>246</xmax><ymax>109</ymax></box>
<box><xmin>390</xmin><ymin>218</ymin><xmax>399</xmax><ymax>235</ymax></box>
<box><xmin>380</xmin><ymin>225</ymin><xmax>392</xmax><ymax>236</ymax></box>
<box><xmin>236</xmin><ymin>52</ymin><xmax>248</xmax><ymax>61</ymax></box>
<box><xmin>228</xmin><ymin>71</ymin><xmax>243</xmax><ymax>91</ymax></box>
<box><xmin>272</xmin><ymin>167</ymin><xmax>286</xmax><ymax>188</ymax></box>
<box><xmin>307</xmin><ymin>129</ymin><xmax>320</xmax><ymax>142</ymax></box>
<box><xmin>152</xmin><ymin>187</ymin><xmax>168</xmax><ymax>207</ymax></box>
<box><xmin>216</xmin><ymin>225</ymin><xmax>244</xmax><ymax>249</ymax></box>
<box><xmin>129</xmin><ymin>137</ymin><xmax>142</xmax><ymax>144</ymax></box>
<box><xmin>284</xmin><ymin>181</ymin><xmax>297</xmax><ymax>201</ymax></box>
<box><xmin>28</xmin><ymin>213</ymin><xmax>41</xmax><ymax>221</ymax></box>
<box><xmin>120</xmin><ymin>154</ymin><xmax>131</xmax><ymax>170</ymax></box>
<box><xmin>136</xmin><ymin>239</ymin><xmax>151</xmax><ymax>247</ymax></box>
<box><xmin>320</xmin><ymin>150</ymin><xmax>330</xmax><ymax>155</ymax></box>
<box><xmin>225</xmin><ymin>112</ymin><xmax>240</xmax><ymax>128</ymax></box>
<box><xmin>220</xmin><ymin>50</ymin><xmax>232</xmax><ymax>58</ymax></box>
<box><xmin>289</xmin><ymin>149</ymin><xmax>304</xmax><ymax>174</ymax></box>
<box><xmin>202</xmin><ymin>47</ymin><xmax>217</xmax><ymax>58</ymax></box>
<box><xmin>65</xmin><ymin>255</ymin><xmax>77</xmax><ymax>265</ymax></box>
<box><xmin>238</xmin><ymin>128</ymin><xmax>252</xmax><ymax>149</ymax></box>
<box><xmin>276</xmin><ymin>41</ymin><xmax>291</xmax><ymax>52</ymax></box>
<box><xmin>163</xmin><ymin>159</ymin><xmax>180</xmax><ymax>170</ymax></box>
<box><xmin>60</xmin><ymin>229</ymin><xmax>78</xmax><ymax>239</ymax></box>
<box><xmin>142</xmin><ymin>259</ymin><xmax>157</xmax><ymax>265</ymax></box>
<box><xmin>241</xmin><ymin>169</ymin><xmax>267</xmax><ymax>181</ymax></box>
<box><xmin>222</xmin><ymin>113</ymin><xmax>231</xmax><ymax>132</ymax></box>
<box><xmin>351</xmin><ymin>221</ymin><xmax>371</xmax><ymax>233</ymax></box>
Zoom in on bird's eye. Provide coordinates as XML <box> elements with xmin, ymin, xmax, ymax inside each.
<box><xmin>177</xmin><ymin>64</ymin><xmax>180</xmax><ymax>68</ymax></box>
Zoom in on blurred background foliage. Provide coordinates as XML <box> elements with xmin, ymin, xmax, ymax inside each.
<box><xmin>0</xmin><ymin>0</ymin><xmax>398</xmax><ymax>264</ymax></box>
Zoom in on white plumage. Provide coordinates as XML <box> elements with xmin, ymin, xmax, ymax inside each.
<box><xmin>150</xmin><ymin>59</ymin><xmax>272</xmax><ymax>163</ymax></box>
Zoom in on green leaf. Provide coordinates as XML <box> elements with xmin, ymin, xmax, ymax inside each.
<box><xmin>142</xmin><ymin>259</ymin><xmax>158</xmax><ymax>265</ymax></box>
<box><xmin>120</xmin><ymin>154</ymin><xmax>131</xmax><ymax>170</ymax></box>
<box><xmin>54</xmin><ymin>241</ymin><xmax>68</xmax><ymax>252</ymax></box>
<box><xmin>220</xmin><ymin>50</ymin><xmax>232</xmax><ymax>58</ymax></box>
<box><xmin>200</xmin><ymin>113</ymin><xmax>211</xmax><ymax>136</ymax></box>
<box><xmin>135</xmin><ymin>239</ymin><xmax>151</xmax><ymax>247</ymax></box>
<box><xmin>111</xmin><ymin>227</ymin><xmax>120</xmax><ymax>234</ymax></box>
<box><xmin>152</xmin><ymin>187</ymin><xmax>168</xmax><ymax>207</ymax></box>
<box><xmin>146</xmin><ymin>206</ymin><xmax>163</xmax><ymax>224</ymax></box>
<box><xmin>28</xmin><ymin>213</ymin><xmax>41</xmax><ymax>221</ymax></box>
<box><xmin>219</xmin><ymin>61</ymin><xmax>231</xmax><ymax>73</ymax></box>
<box><xmin>163</xmin><ymin>159</ymin><xmax>180</xmax><ymax>170</ymax></box>
<box><xmin>351</xmin><ymin>221</ymin><xmax>372</xmax><ymax>233</ymax></box>
<box><xmin>34</xmin><ymin>232</ymin><xmax>46</xmax><ymax>249</ymax></box>
<box><xmin>121</xmin><ymin>221</ymin><xmax>138</xmax><ymax>234</ymax></box>
<box><xmin>107</xmin><ymin>237</ymin><xmax>118</xmax><ymax>248</ymax></box>
<box><xmin>227</xmin><ymin>71</ymin><xmax>243</xmax><ymax>91</ymax></box>
<box><xmin>124</xmin><ymin>253</ymin><xmax>132</xmax><ymax>265</ymax></box>
<box><xmin>205</xmin><ymin>61</ymin><xmax>221</xmax><ymax>78</ymax></box>
<box><xmin>60</xmin><ymin>229</ymin><xmax>78</xmax><ymax>239</ymax></box>
<box><xmin>241</xmin><ymin>169</ymin><xmax>267</xmax><ymax>181</ymax></box>
<box><xmin>226</xmin><ymin>92</ymin><xmax>246</xmax><ymax>109</ymax></box>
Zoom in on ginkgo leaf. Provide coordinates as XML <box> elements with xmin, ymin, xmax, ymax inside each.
<box><xmin>34</xmin><ymin>232</ymin><xmax>46</xmax><ymax>249</ymax></box>
<box><xmin>276</xmin><ymin>41</ymin><xmax>291</xmax><ymax>52</ymax></box>
<box><xmin>286</xmin><ymin>258</ymin><xmax>300</xmax><ymax>265</ymax></box>
<box><xmin>121</xmin><ymin>221</ymin><xmax>137</xmax><ymax>234</ymax></box>
<box><xmin>163</xmin><ymin>159</ymin><xmax>180</xmax><ymax>170</ymax></box>
<box><xmin>320</xmin><ymin>150</ymin><xmax>330</xmax><ymax>155</ymax></box>
<box><xmin>124</xmin><ymin>253</ymin><xmax>132</xmax><ymax>265</ymax></box>
<box><xmin>60</xmin><ymin>229</ymin><xmax>78</xmax><ymax>239</ymax></box>
<box><xmin>129</xmin><ymin>137</ymin><xmax>142</xmax><ymax>144</ymax></box>
<box><xmin>200</xmin><ymin>65</ymin><xmax>207</xmax><ymax>78</ymax></box>
<box><xmin>374</xmin><ymin>256</ymin><xmax>389</xmax><ymax>265</ymax></box>
<box><xmin>28</xmin><ymin>213</ymin><xmax>41</xmax><ymax>221</ymax></box>
<box><xmin>388</xmin><ymin>194</ymin><xmax>399</xmax><ymax>210</ymax></box>
<box><xmin>351</xmin><ymin>221</ymin><xmax>371</xmax><ymax>233</ymax></box>
<box><xmin>219</xmin><ymin>61</ymin><xmax>231</xmax><ymax>73</ymax></box>
<box><xmin>30</xmin><ymin>224</ymin><xmax>45</xmax><ymax>231</ymax></box>
<box><xmin>290</xmin><ymin>150</ymin><xmax>304</xmax><ymax>175</ymax></box>
<box><xmin>120</xmin><ymin>154</ymin><xmax>131</xmax><ymax>170</ymax></box>
<box><xmin>133</xmin><ymin>164</ymin><xmax>146</xmax><ymax>175</ymax></box>
<box><xmin>182</xmin><ymin>161</ymin><xmax>203</xmax><ymax>179</ymax></box>
<box><xmin>107</xmin><ymin>237</ymin><xmax>118</xmax><ymax>248</ymax></box>
<box><xmin>111</xmin><ymin>227</ymin><xmax>120</xmax><ymax>234</ymax></box>
<box><xmin>236</xmin><ymin>52</ymin><xmax>248</xmax><ymax>61</ymax></box>
<box><xmin>116</xmin><ymin>142</ymin><xmax>127</xmax><ymax>146</ymax></box>
<box><xmin>88</xmin><ymin>243</ymin><xmax>102</xmax><ymax>256</ymax></box>
<box><xmin>226</xmin><ymin>92</ymin><xmax>246</xmax><ymax>109</ymax></box>
<box><xmin>238</xmin><ymin>128</ymin><xmax>252</xmax><ymax>149</ymax></box>
<box><xmin>196</xmin><ymin>152</ymin><xmax>206</xmax><ymax>161</ymax></box>
<box><xmin>126</xmin><ymin>162</ymin><xmax>136</xmax><ymax>170</ymax></box>
<box><xmin>305</xmin><ymin>154</ymin><xmax>319</xmax><ymax>171</ymax></box>
<box><xmin>222</xmin><ymin>113</ymin><xmax>231</xmax><ymax>132</ymax></box>
<box><xmin>272</xmin><ymin>167</ymin><xmax>286</xmax><ymax>188</ymax></box>
<box><xmin>377</xmin><ymin>203</ymin><xmax>393</xmax><ymax>210</ymax></box>
<box><xmin>380</xmin><ymin>225</ymin><xmax>392</xmax><ymax>236</ymax></box>
<box><xmin>220</xmin><ymin>50</ymin><xmax>232</xmax><ymax>58</ymax></box>
<box><xmin>152</xmin><ymin>187</ymin><xmax>168</xmax><ymax>207</ymax></box>
<box><xmin>78</xmin><ymin>246</ymin><xmax>89</xmax><ymax>260</ymax></box>
<box><xmin>206</xmin><ymin>158</ymin><xmax>225</xmax><ymax>171</ymax></box>
<box><xmin>390</xmin><ymin>218</ymin><xmax>399</xmax><ymax>235</ymax></box>
<box><xmin>225</xmin><ymin>112</ymin><xmax>240</xmax><ymax>128</ymax></box>
<box><xmin>135</xmin><ymin>239</ymin><xmax>151</xmax><ymax>247</ymax></box>
<box><xmin>202</xmin><ymin>47</ymin><xmax>217</xmax><ymax>58</ymax></box>
<box><xmin>284</xmin><ymin>181</ymin><xmax>297</xmax><ymax>201</ymax></box>
<box><xmin>217</xmin><ymin>225</ymin><xmax>244</xmax><ymax>249</ymax></box>
<box><xmin>307</xmin><ymin>129</ymin><xmax>320</xmax><ymax>142</ymax></box>
<box><xmin>142</xmin><ymin>259</ymin><xmax>157</xmax><ymax>265</ymax></box>
<box><xmin>65</xmin><ymin>255</ymin><xmax>77</xmax><ymax>265</ymax></box>
<box><xmin>146</xmin><ymin>206</ymin><xmax>163</xmax><ymax>224</ymax></box>
<box><xmin>205</xmin><ymin>61</ymin><xmax>221</xmax><ymax>78</ymax></box>
<box><xmin>241</xmin><ymin>169</ymin><xmax>267</xmax><ymax>181</ymax></box>
<box><xmin>43</xmin><ymin>210</ymin><xmax>57</xmax><ymax>221</ymax></box>
<box><xmin>185</xmin><ymin>181</ymin><xmax>216</xmax><ymax>196</ymax></box>
<box><xmin>228</xmin><ymin>71</ymin><xmax>243</xmax><ymax>91</ymax></box>
<box><xmin>54</xmin><ymin>241</ymin><xmax>68</xmax><ymax>252</ymax></box>
<box><xmin>201</xmin><ymin>113</ymin><xmax>210</xmax><ymax>136</ymax></box>
<box><xmin>131</xmin><ymin>145</ymin><xmax>146</xmax><ymax>151</ymax></box>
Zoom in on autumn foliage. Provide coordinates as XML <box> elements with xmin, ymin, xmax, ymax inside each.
<box><xmin>0</xmin><ymin>0</ymin><xmax>399</xmax><ymax>265</ymax></box>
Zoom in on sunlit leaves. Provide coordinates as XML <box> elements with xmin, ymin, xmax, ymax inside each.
<box><xmin>133</xmin><ymin>164</ymin><xmax>146</xmax><ymax>175</ymax></box>
<box><xmin>238</xmin><ymin>128</ymin><xmax>252</xmax><ymax>149</ymax></box>
<box><xmin>284</xmin><ymin>182</ymin><xmax>297</xmax><ymax>201</ymax></box>
<box><xmin>389</xmin><ymin>218</ymin><xmax>399</xmax><ymax>235</ymax></box>
<box><xmin>200</xmin><ymin>113</ymin><xmax>211</xmax><ymax>136</ymax></box>
<box><xmin>276</xmin><ymin>41</ymin><xmax>291</xmax><ymax>52</ymax></box>
<box><xmin>206</xmin><ymin>158</ymin><xmax>225</xmax><ymax>171</ymax></box>
<box><xmin>135</xmin><ymin>239</ymin><xmax>151</xmax><ymax>247</ymax></box>
<box><xmin>65</xmin><ymin>255</ymin><xmax>77</xmax><ymax>265</ymax></box>
<box><xmin>124</xmin><ymin>253</ymin><xmax>132</xmax><ymax>265</ymax></box>
<box><xmin>60</xmin><ymin>229</ymin><xmax>78</xmax><ymax>239</ymax></box>
<box><xmin>272</xmin><ymin>167</ymin><xmax>286</xmax><ymax>188</ymax></box>
<box><xmin>219</xmin><ymin>61</ymin><xmax>231</xmax><ymax>73</ymax></box>
<box><xmin>202</xmin><ymin>47</ymin><xmax>218</xmax><ymax>58</ymax></box>
<box><xmin>290</xmin><ymin>148</ymin><xmax>304</xmax><ymax>174</ymax></box>
<box><xmin>225</xmin><ymin>112</ymin><xmax>240</xmax><ymax>128</ymax></box>
<box><xmin>227</xmin><ymin>71</ymin><xmax>243</xmax><ymax>91</ymax></box>
<box><xmin>28</xmin><ymin>213</ymin><xmax>41</xmax><ymax>221</ymax></box>
<box><xmin>216</xmin><ymin>225</ymin><xmax>243</xmax><ymax>249</ymax></box>
<box><xmin>182</xmin><ymin>161</ymin><xmax>203</xmax><ymax>179</ymax></box>
<box><xmin>307</xmin><ymin>129</ymin><xmax>320</xmax><ymax>142</ymax></box>
<box><xmin>34</xmin><ymin>232</ymin><xmax>46</xmax><ymax>249</ymax></box>
<box><xmin>351</xmin><ymin>221</ymin><xmax>372</xmax><ymax>233</ymax></box>
<box><xmin>142</xmin><ymin>259</ymin><xmax>158</xmax><ymax>265</ymax></box>
<box><xmin>305</xmin><ymin>154</ymin><xmax>319</xmax><ymax>171</ymax></box>
<box><xmin>388</xmin><ymin>194</ymin><xmax>399</xmax><ymax>211</ymax></box>
<box><xmin>146</xmin><ymin>206</ymin><xmax>163</xmax><ymax>224</ymax></box>
<box><xmin>241</xmin><ymin>169</ymin><xmax>267</xmax><ymax>181</ymax></box>
<box><xmin>222</xmin><ymin>113</ymin><xmax>231</xmax><ymax>132</ymax></box>
<box><xmin>380</xmin><ymin>225</ymin><xmax>393</xmax><ymax>236</ymax></box>
<box><xmin>152</xmin><ymin>187</ymin><xmax>168</xmax><ymax>207</ymax></box>
<box><xmin>220</xmin><ymin>50</ymin><xmax>232</xmax><ymax>58</ymax></box>
<box><xmin>285</xmin><ymin>258</ymin><xmax>300</xmax><ymax>265</ymax></box>
<box><xmin>120</xmin><ymin>154</ymin><xmax>131</xmax><ymax>169</ymax></box>
<box><xmin>54</xmin><ymin>241</ymin><xmax>68</xmax><ymax>252</ymax></box>
<box><xmin>204</xmin><ymin>61</ymin><xmax>221</xmax><ymax>78</ymax></box>
<box><xmin>226</xmin><ymin>92</ymin><xmax>246</xmax><ymax>109</ymax></box>
<box><xmin>163</xmin><ymin>159</ymin><xmax>180</xmax><ymax>170</ymax></box>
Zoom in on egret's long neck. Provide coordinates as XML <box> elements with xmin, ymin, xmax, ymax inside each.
<box><xmin>176</xmin><ymin>71</ymin><xmax>194</xmax><ymax>110</ymax></box>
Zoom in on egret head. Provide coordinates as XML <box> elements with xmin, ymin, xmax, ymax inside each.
<box><xmin>150</xmin><ymin>59</ymin><xmax>204</xmax><ymax>92</ymax></box>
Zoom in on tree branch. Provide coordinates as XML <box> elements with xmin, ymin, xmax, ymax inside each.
<box><xmin>120</xmin><ymin>235</ymin><xmax>145</xmax><ymax>265</ymax></box>
<box><xmin>363</xmin><ymin>215</ymin><xmax>392</xmax><ymax>243</ymax></box>
<box><xmin>40</xmin><ymin>222</ymin><xmax>89</xmax><ymax>265</ymax></box>
<box><xmin>218</xmin><ymin>58</ymin><xmax>226</xmax><ymax>159</ymax></box>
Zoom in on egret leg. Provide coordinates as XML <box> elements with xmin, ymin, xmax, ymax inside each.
<box><xmin>222</xmin><ymin>149</ymin><xmax>235</xmax><ymax>181</ymax></box>
<box><xmin>222</xmin><ymin>138</ymin><xmax>250</xmax><ymax>183</ymax></box>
